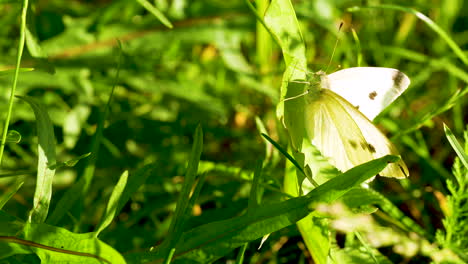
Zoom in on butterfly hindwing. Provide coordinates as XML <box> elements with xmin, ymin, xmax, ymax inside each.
<box><xmin>327</xmin><ymin>90</ymin><xmax>409</xmax><ymax>178</ymax></box>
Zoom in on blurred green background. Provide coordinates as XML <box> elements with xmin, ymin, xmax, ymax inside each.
<box><xmin>0</xmin><ymin>0</ymin><xmax>467</xmax><ymax>263</ymax></box>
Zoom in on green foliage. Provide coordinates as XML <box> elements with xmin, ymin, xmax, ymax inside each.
<box><xmin>0</xmin><ymin>0</ymin><xmax>466</xmax><ymax>263</ymax></box>
<box><xmin>436</xmin><ymin>126</ymin><xmax>468</xmax><ymax>262</ymax></box>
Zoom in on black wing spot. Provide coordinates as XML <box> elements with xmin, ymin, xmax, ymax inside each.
<box><xmin>392</xmin><ymin>71</ymin><xmax>406</xmax><ymax>92</ymax></box>
<box><xmin>398</xmin><ymin>164</ymin><xmax>409</xmax><ymax>177</ymax></box>
<box><xmin>349</xmin><ymin>140</ymin><xmax>358</xmax><ymax>149</ymax></box>
<box><xmin>369</xmin><ymin>91</ymin><xmax>378</xmax><ymax>100</ymax></box>
<box><xmin>359</xmin><ymin>141</ymin><xmax>376</xmax><ymax>153</ymax></box>
<box><xmin>359</xmin><ymin>141</ymin><xmax>367</xmax><ymax>150</ymax></box>
<box><xmin>367</xmin><ymin>143</ymin><xmax>376</xmax><ymax>153</ymax></box>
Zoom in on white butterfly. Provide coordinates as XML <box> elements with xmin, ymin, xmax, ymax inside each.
<box><xmin>302</xmin><ymin>67</ymin><xmax>410</xmax><ymax>178</ymax></box>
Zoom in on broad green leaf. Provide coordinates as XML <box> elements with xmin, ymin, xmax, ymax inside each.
<box><xmin>264</xmin><ymin>0</ymin><xmax>307</xmax><ymax>150</ymax></box>
<box><xmin>297</xmin><ymin>213</ymin><xmax>330</xmax><ymax>263</ymax></box>
<box><xmin>0</xmin><ymin>211</ymin><xmax>30</xmax><ymax>258</ymax></box>
<box><xmin>17</xmin><ymin>95</ymin><xmax>56</xmax><ymax>224</ymax></box>
<box><xmin>125</xmin><ymin>155</ymin><xmax>397</xmax><ymax>263</ymax></box>
<box><xmin>21</xmin><ymin>222</ymin><xmax>126</xmax><ymax>263</ymax></box>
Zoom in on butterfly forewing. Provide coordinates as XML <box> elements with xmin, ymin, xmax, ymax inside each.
<box><xmin>326</xmin><ymin>67</ymin><xmax>410</xmax><ymax>120</ymax></box>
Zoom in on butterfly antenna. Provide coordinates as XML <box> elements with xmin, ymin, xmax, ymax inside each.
<box><xmin>325</xmin><ymin>22</ymin><xmax>343</xmax><ymax>74</ymax></box>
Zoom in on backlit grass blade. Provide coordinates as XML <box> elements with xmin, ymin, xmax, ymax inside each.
<box><xmin>444</xmin><ymin>124</ymin><xmax>468</xmax><ymax>169</ymax></box>
<box><xmin>17</xmin><ymin>96</ymin><xmax>57</xmax><ymax>224</ymax></box>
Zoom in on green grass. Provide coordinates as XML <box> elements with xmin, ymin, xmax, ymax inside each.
<box><xmin>0</xmin><ymin>0</ymin><xmax>467</xmax><ymax>263</ymax></box>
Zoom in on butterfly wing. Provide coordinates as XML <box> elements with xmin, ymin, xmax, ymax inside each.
<box><xmin>305</xmin><ymin>89</ymin><xmax>374</xmax><ymax>173</ymax></box>
<box><xmin>305</xmin><ymin>89</ymin><xmax>409</xmax><ymax>178</ymax></box>
<box><xmin>330</xmin><ymin>91</ymin><xmax>409</xmax><ymax>178</ymax></box>
<box><xmin>326</xmin><ymin>67</ymin><xmax>410</xmax><ymax>120</ymax></box>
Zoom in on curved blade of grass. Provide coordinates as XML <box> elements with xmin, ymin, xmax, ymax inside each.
<box><xmin>17</xmin><ymin>96</ymin><xmax>56</xmax><ymax>224</ymax></box>
<box><xmin>95</xmin><ymin>171</ymin><xmax>128</xmax><ymax>236</ymax></box>
<box><xmin>255</xmin><ymin>117</ymin><xmax>273</xmax><ymax>161</ymax></box>
<box><xmin>95</xmin><ymin>163</ymin><xmax>156</xmax><ymax>236</ymax></box>
<box><xmin>159</xmin><ymin>124</ymin><xmax>203</xmax><ymax>261</ymax></box>
<box><xmin>25</xmin><ymin>26</ymin><xmax>45</xmax><ymax>58</ymax></box>
<box><xmin>235</xmin><ymin>243</ymin><xmax>248</xmax><ymax>264</ymax></box>
<box><xmin>235</xmin><ymin>162</ymin><xmax>265</xmax><ymax>262</ymax></box>
<box><xmin>247</xmin><ymin>160</ymin><xmax>264</xmax><ymax>212</ymax></box>
<box><xmin>0</xmin><ymin>0</ymin><xmax>28</xmax><ymax>166</ymax></box>
<box><xmin>444</xmin><ymin>124</ymin><xmax>468</xmax><ymax>169</ymax></box>
<box><xmin>0</xmin><ymin>181</ymin><xmax>24</xmax><ymax>210</ymax></box>
<box><xmin>399</xmin><ymin>87</ymin><xmax>468</xmax><ymax>136</ymax></box>
<box><xmin>136</xmin><ymin>0</ymin><xmax>173</xmax><ymax>29</ymax></box>
<box><xmin>351</xmin><ymin>28</ymin><xmax>363</xmax><ymax>67</ymax></box>
<box><xmin>261</xmin><ymin>133</ymin><xmax>306</xmax><ymax>179</ymax></box>
<box><xmin>48</xmin><ymin>152</ymin><xmax>91</xmax><ymax>170</ymax></box>
<box><xmin>347</xmin><ymin>4</ymin><xmax>468</xmax><ymax>66</ymax></box>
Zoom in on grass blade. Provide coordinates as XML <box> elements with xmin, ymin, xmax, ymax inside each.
<box><xmin>444</xmin><ymin>124</ymin><xmax>468</xmax><ymax>169</ymax></box>
<box><xmin>0</xmin><ymin>0</ymin><xmax>28</xmax><ymax>165</ymax></box>
<box><xmin>135</xmin><ymin>0</ymin><xmax>173</xmax><ymax>29</ymax></box>
<box><xmin>0</xmin><ymin>181</ymin><xmax>24</xmax><ymax>210</ymax></box>
<box><xmin>160</xmin><ymin>124</ymin><xmax>203</xmax><ymax>259</ymax></box>
<box><xmin>17</xmin><ymin>96</ymin><xmax>56</xmax><ymax>224</ymax></box>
